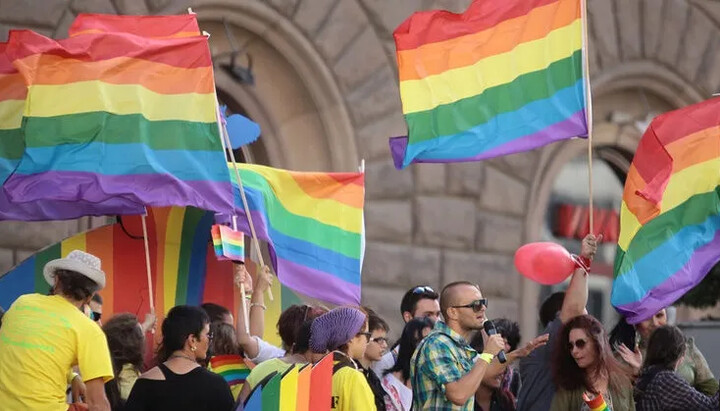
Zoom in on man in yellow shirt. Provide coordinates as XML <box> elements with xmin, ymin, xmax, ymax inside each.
<box><xmin>0</xmin><ymin>250</ymin><xmax>114</xmax><ymax>411</ymax></box>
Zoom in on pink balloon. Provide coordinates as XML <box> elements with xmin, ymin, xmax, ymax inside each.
<box><xmin>514</xmin><ymin>242</ymin><xmax>576</xmax><ymax>285</ymax></box>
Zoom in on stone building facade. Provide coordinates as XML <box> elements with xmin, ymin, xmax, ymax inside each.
<box><xmin>1</xmin><ymin>0</ymin><xmax>720</xmax><ymax>339</ymax></box>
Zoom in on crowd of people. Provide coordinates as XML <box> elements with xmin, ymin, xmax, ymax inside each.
<box><xmin>0</xmin><ymin>234</ymin><xmax>718</xmax><ymax>410</ymax></box>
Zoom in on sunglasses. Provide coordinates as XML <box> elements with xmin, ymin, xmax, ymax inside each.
<box><xmin>357</xmin><ymin>332</ymin><xmax>372</xmax><ymax>341</ymax></box>
<box><xmin>370</xmin><ymin>336</ymin><xmax>388</xmax><ymax>345</ymax></box>
<box><xmin>207</xmin><ymin>332</ymin><xmax>214</xmax><ymax>341</ymax></box>
<box><xmin>451</xmin><ymin>298</ymin><xmax>488</xmax><ymax>312</ymax></box>
<box><xmin>412</xmin><ymin>286</ymin><xmax>435</xmax><ymax>294</ymax></box>
<box><xmin>90</xmin><ymin>311</ymin><xmax>102</xmax><ymax>322</ymax></box>
<box><xmin>568</xmin><ymin>338</ymin><xmax>587</xmax><ymax>350</ymax></box>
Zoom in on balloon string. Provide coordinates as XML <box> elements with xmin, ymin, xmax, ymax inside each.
<box><xmin>571</xmin><ymin>254</ymin><xmax>590</xmax><ymax>276</ymax></box>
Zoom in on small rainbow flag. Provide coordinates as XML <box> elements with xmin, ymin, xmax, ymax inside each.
<box><xmin>208</xmin><ymin>354</ymin><xmax>251</xmax><ymax>398</ymax></box>
<box><xmin>389</xmin><ymin>0</ymin><xmax>588</xmax><ymax>168</ymax></box>
<box><xmin>612</xmin><ymin>97</ymin><xmax>720</xmax><ymax>323</ymax></box>
<box><xmin>583</xmin><ymin>393</ymin><xmax>609</xmax><ymax>411</ymax></box>
<box><xmin>222</xmin><ymin>163</ymin><xmax>365</xmax><ymax>305</ymax></box>
<box><xmin>2</xmin><ymin>28</ymin><xmax>233</xmax><ymax>214</ymax></box>
<box><xmin>211</xmin><ymin>224</ymin><xmax>245</xmax><ymax>262</ymax></box>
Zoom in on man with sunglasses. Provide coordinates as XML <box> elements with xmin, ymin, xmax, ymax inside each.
<box><xmin>411</xmin><ymin>281</ymin><xmax>505</xmax><ymax>410</ymax></box>
<box><xmin>516</xmin><ymin>234</ymin><xmax>600</xmax><ymax>411</ymax></box>
<box><xmin>373</xmin><ymin>285</ymin><xmax>441</xmax><ymax>378</ymax></box>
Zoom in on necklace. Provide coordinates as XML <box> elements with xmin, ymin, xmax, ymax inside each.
<box><xmin>331</xmin><ymin>350</ymin><xmax>358</xmax><ymax>370</ymax></box>
<box><xmin>168</xmin><ymin>353</ymin><xmax>197</xmax><ymax>363</ymax></box>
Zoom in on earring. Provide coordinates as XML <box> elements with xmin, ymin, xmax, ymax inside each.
<box><xmin>191</xmin><ymin>346</ymin><xmax>196</xmax><ymax>352</ymax></box>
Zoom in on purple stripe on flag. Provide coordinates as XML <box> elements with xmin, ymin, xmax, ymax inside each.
<box><xmin>617</xmin><ymin>228</ymin><xmax>720</xmax><ymax>324</ymax></box>
<box><xmin>389</xmin><ymin>110</ymin><xmax>587</xmax><ymax>169</ymax></box>
<box><xmin>4</xmin><ymin>171</ymin><xmax>234</xmax><ymax>214</ymax></box>
<box><xmin>0</xmin><ymin>192</ymin><xmax>144</xmax><ymax>221</ymax></box>
<box><xmin>276</xmin><ymin>257</ymin><xmax>361</xmax><ymax>305</ymax></box>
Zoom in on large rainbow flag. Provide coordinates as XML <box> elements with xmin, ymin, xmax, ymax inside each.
<box><xmin>222</xmin><ymin>164</ymin><xmax>365</xmax><ymax>305</ymax></box>
<box><xmin>0</xmin><ymin>206</ymin><xmax>305</xmax><ymax>348</ymax></box>
<box><xmin>1</xmin><ymin>29</ymin><xmax>233</xmax><ymax>214</ymax></box>
<box><xmin>389</xmin><ymin>0</ymin><xmax>588</xmax><ymax>169</ymax></box>
<box><xmin>612</xmin><ymin>97</ymin><xmax>720</xmax><ymax>323</ymax></box>
<box><xmin>0</xmin><ymin>42</ymin><xmax>144</xmax><ymax>220</ymax></box>
<box><xmin>69</xmin><ymin>13</ymin><xmax>201</xmax><ymax>38</ymax></box>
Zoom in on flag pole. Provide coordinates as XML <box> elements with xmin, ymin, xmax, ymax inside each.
<box><xmin>580</xmin><ymin>0</ymin><xmax>594</xmax><ymax>233</ymax></box>
<box><xmin>140</xmin><ymin>209</ymin><xmax>155</xmax><ymax>317</ymax></box>
<box><xmin>232</xmin><ymin>215</ymin><xmax>250</xmax><ymax>333</ymax></box>
<box><xmin>220</xmin><ymin>120</ymin><xmax>274</xmax><ymax>302</ymax></box>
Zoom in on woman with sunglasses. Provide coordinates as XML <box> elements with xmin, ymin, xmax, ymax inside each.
<box><xmin>124</xmin><ymin>305</ymin><xmax>234</xmax><ymax>411</ymax></box>
<box><xmin>310</xmin><ymin>307</ymin><xmax>377</xmax><ymax>411</ymax></box>
<box><xmin>551</xmin><ymin>315</ymin><xmax>635</xmax><ymax>411</ymax></box>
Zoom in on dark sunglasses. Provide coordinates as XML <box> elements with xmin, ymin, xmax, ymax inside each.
<box><xmin>568</xmin><ymin>338</ymin><xmax>587</xmax><ymax>350</ymax></box>
<box><xmin>207</xmin><ymin>332</ymin><xmax>214</xmax><ymax>341</ymax></box>
<box><xmin>412</xmin><ymin>286</ymin><xmax>435</xmax><ymax>294</ymax></box>
<box><xmin>370</xmin><ymin>336</ymin><xmax>388</xmax><ymax>344</ymax></box>
<box><xmin>357</xmin><ymin>332</ymin><xmax>372</xmax><ymax>341</ymax></box>
<box><xmin>90</xmin><ymin>311</ymin><xmax>102</xmax><ymax>322</ymax></box>
<box><xmin>451</xmin><ymin>298</ymin><xmax>488</xmax><ymax>312</ymax></box>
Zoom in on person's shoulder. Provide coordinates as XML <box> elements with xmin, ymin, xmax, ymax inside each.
<box><xmin>139</xmin><ymin>366</ymin><xmax>165</xmax><ymax>381</ymax></box>
<box><xmin>198</xmin><ymin>366</ymin><xmax>231</xmax><ymax>385</ymax></box>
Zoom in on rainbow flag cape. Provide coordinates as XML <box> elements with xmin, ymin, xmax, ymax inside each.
<box><xmin>262</xmin><ymin>371</ymin><xmax>282</xmax><ymax>410</ymax></box>
<box><xmin>0</xmin><ymin>42</ymin><xmax>143</xmax><ymax>220</ymax></box>
<box><xmin>208</xmin><ymin>354</ymin><xmax>251</xmax><ymax>399</ymax></box>
<box><xmin>69</xmin><ymin>13</ymin><xmax>200</xmax><ymax>38</ymax></box>
<box><xmin>295</xmin><ymin>364</ymin><xmax>311</xmax><ymax>411</ymax></box>
<box><xmin>584</xmin><ymin>393</ymin><xmax>609</xmax><ymax>411</ymax></box>
<box><xmin>279</xmin><ymin>365</ymin><xmax>299</xmax><ymax>411</ymax></box>
<box><xmin>211</xmin><ymin>224</ymin><xmax>245</xmax><ymax>262</ymax></box>
<box><xmin>389</xmin><ymin>0</ymin><xmax>588</xmax><ymax>169</ymax></box>
<box><xmin>222</xmin><ymin>163</ymin><xmax>365</xmax><ymax>305</ymax></box>
<box><xmin>1</xmin><ymin>29</ymin><xmax>233</xmax><ymax>214</ymax></box>
<box><xmin>308</xmin><ymin>355</ymin><xmax>332</xmax><ymax>411</ymax></box>
<box><xmin>612</xmin><ymin>97</ymin><xmax>720</xmax><ymax>323</ymax></box>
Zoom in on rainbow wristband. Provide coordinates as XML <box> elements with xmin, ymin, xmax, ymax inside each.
<box><xmin>479</xmin><ymin>353</ymin><xmax>494</xmax><ymax>364</ymax></box>
<box><xmin>584</xmin><ymin>394</ymin><xmax>609</xmax><ymax>411</ymax></box>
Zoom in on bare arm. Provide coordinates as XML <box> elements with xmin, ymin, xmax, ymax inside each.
<box><xmin>559</xmin><ymin>234</ymin><xmax>600</xmax><ymax>324</ymax></box>
<box><xmin>444</xmin><ymin>334</ymin><xmax>505</xmax><ymax>406</ymax></box>
<box><xmin>234</xmin><ymin>264</ymin><xmax>260</xmax><ymax>358</ymax></box>
<box><xmin>249</xmin><ymin>265</ymin><xmax>273</xmax><ymax>337</ymax></box>
<box><xmin>84</xmin><ymin>378</ymin><xmax>110</xmax><ymax>411</ymax></box>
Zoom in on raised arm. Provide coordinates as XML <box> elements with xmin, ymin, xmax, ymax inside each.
<box><xmin>249</xmin><ymin>265</ymin><xmax>273</xmax><ymax>337</ymax></box>
<box><xmin>559</xmin><ymin>234</ymin><xmax>600</xmax><ymax>324</ymax></box>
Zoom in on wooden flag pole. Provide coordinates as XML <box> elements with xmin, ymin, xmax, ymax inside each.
<box><xmin>580</xmin><ymin>0</ymin><xmax>594</xmax><ymax>233</ymax></box>
<box><xmin>140</xmin><ymin>210</ymin><xmax>155</xmax><ymax>316</ymax></box>
<box><xmin>232</xmin><ymin>215</ymin><xmax>250</xmax><ymax>333</ymax></box>
<box><xmin>220</xmin><ymin>120</ymin><xmax>274</xmax><ymax>302</ymax></box>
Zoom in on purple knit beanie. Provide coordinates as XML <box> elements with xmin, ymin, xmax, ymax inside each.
<box><xmin>309</xmin><ymin>307</ymin><xmax>366</xmax><ymax>352</ymax></box>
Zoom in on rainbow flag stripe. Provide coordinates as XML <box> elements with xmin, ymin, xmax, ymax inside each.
<box><xmin>69</xmin><ymin>13</ymin><xmax>200</xmax><ymax>38</ymax></box>
<box><xmin>211</xmin><ymin>224</ymin><xmax>245</xmax><ymax>262</ymax></box>
<box><xmin>209</xmin><ymin>354</ymin><xmax>251</xmax><ymax>386</ymax></box>
<box><xmin>584</xmin><ymin>394</ymin><xmax>609</xmax><ymax>411</ymax></box>
<box><xmin>389</xmin><ymin>0</ymin><xmax>588</xmax><ymax>169</ymax></box>
<box><xmin>2</xmin><ymin>29</ymin><xmax>233</xmax><ymax>214</ymax></box>
<box><xmin>612</xmin><ymin>97</ymin><xmax>720</xmax><ymax>323</ymax></box>
<box><xmin>223</xmin><ymin>164</ymin><xmax>365</xmax><ymax>305</ymax></box>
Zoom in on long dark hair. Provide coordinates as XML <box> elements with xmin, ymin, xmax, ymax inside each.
<box><xmin>157</xmin><ymin>305</ymin><xmax>209</xmax><ymax>362</ymax></box>
<box><xmin>609</xmin><ymin>315</ymin><xmax>636</xmax><ymax>351</ymax></box>
<box><xmin>385</xmin><ymin>317</ymin><xmax>434</xmax><ymax>382</ymax></box>
<box><xmin>644</xmin><ymin>325</ymin><xmax>686</xmax><ymax>370</ymax></box>
<box><xmin>102</xmin><ymin>313</ymin><xmax>144</xmax><ymax>410</ymax></box>
<box><xmin>552</xmin><ymin>315</ymin><xmax>631</xmax><ymax>394</ymax></box>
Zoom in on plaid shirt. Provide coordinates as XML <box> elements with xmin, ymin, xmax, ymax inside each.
<box><xmin>635</xmin><ymin>366</ymin><xmax>719</xmax><ymax>411</ymax></box>
<box><xmin>411</xmin><ymin>321</ymin><xmax>478</xmax><ymax>410</ymax></box>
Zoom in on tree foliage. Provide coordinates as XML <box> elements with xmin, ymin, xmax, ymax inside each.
<box><xmin>678</xmin><ymin>261</ymin><xmax>720</xmax><ymax>308</ymax></box>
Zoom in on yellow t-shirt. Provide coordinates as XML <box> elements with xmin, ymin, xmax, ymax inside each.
<box><xmin>0</xmin><ymin>294</ymin><xmax>114</xmax><ymax>410</ymax></box>
<box><xmin>331</xmin><ymin>365</ymin><xmax>377</xmax><ymax>411</ymax></box>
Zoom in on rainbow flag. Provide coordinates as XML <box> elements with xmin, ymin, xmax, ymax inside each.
<box><xmin>0</xmin><ymin>43</ymin><xmax>143</xmax><ymax>220</ymax></box>
<box><xmin>584</xmin><ymin>393</ymin><xmax>609</xmax><ymax>411</ymax></box>
<box><xmin>222</xmin><ymin>164</ymin><xmax>365</xmax><ymax>305</ymax></box>
<box><xmin>279</xmin><ymin>365</ymin><xmax>299</xmax><ymax>411</ymax></box>
<box><xmin>208</xmin><ymin>354</ymin><xmax>251</xmax><ymax>398</ymax></box>
<box><xmin>2</xmin><ymin>29</ymin><xmax>233</xmax><ymax>214</ymax></box>
<box><xmin>69</xmin><ymin>13</ymin><xmax>200</xmax><ymax>38</ymax></box>
<box><xmin>211</xmin><ymin>224</ymin><xmax>245</xmax><ymax>262</ymax></box>
<box><xmin>389</xmin><ymin>0</ymin><xmax>588</xmax><ymax>169</ymax></box>
<box><xmin>612</xmin><ymin>97</ymin><xmax>720</xmax><ymax>323</ymax></box>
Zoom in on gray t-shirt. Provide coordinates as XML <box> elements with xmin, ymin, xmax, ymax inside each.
<box><xmin>516</xmin><ymin>316</ymin><xmax>563</xmax><ymax>411</ymax></box>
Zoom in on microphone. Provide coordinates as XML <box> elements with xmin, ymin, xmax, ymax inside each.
<box><xmin>483</xmin><ymin>320</ymin><xmax>507</xmax><ymax>364</ymax></box>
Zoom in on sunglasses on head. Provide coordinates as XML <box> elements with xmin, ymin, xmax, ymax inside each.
<box><xmin>451</xmin><ymin>298</ymin><xmax>488</xmax><ymax>312</ymax></box>
<box><xmin>412</xmin><ymin>286</ymin><xmax>435</xmax><ymax>294</ymax></box>
<box><xmin>568</xmin><ymin>338</ymin><xmax>587</xmax><ymax>350</ymax></box>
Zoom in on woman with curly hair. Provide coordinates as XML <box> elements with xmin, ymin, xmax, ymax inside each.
<box><xmin>551</xmin><ymin>315</ymin><xmax>635</xmax><ymax>411</ymax></box>
<box><xmin>102</xmin><ymin>313</ymin><xmax>146</xmax><ymax>410</ymax></box>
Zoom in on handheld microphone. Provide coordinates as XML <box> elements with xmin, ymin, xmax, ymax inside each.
<box><xmin>483</xmin><ymin>320</ymin><xmax>507</xmax><ymax>364</ymax></box>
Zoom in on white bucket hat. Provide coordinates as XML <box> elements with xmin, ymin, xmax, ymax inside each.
<box><xmin>44</xmin><ymin>250</ymin><xmax>106</xmax><ymax>289</ymax></box>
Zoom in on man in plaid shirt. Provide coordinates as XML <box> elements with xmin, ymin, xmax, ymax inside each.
<box><xmin>410</xmin><ymin>281</ymin><xmax>505</xmax><ymax>410</ymax></box>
